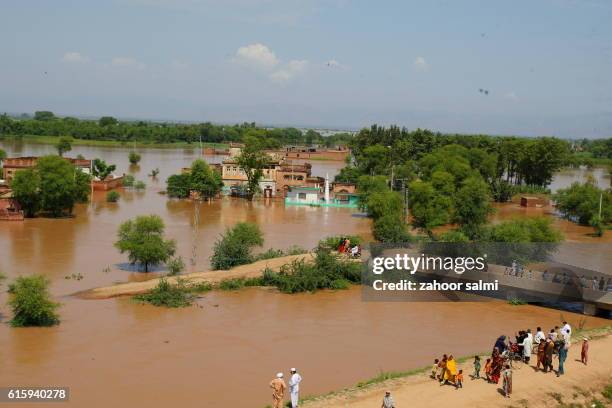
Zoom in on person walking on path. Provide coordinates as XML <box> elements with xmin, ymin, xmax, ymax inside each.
<box><xmin>544</xmin><ymin>338</ymin><xmax>555</xmax><ymax>373</ymax></box>
<box><xmin>502</xmin><ymin>365</ymin><xmax>513</xmax><ymax>398</ymax></box>
<box><xmin>269</xmin><ymin>373</ymin><xmax>286</xmax><ymax>408</ymax></box>
<box><xmin>472</xmin><ymin>356</ymin><xmax>481</xmax><ymax>379</ymax></box>
<box><xmin>381</xmin><ymin>391</ymin><xmax>396</xmax><ymax>408</ymax></box>
<box><xmin>289</xmin><ymin>368</ymin><xmax>302</xmax><ymax>408</ymax></box>
<box><xmin>557</xmin><ymin>332</ymin><xmax>570</xmax><ymax>377</ymax></box>
<box><xmin>581</xmin><ymin>337</ymin><xmax>589</xmax><ymax>365</ymax></box>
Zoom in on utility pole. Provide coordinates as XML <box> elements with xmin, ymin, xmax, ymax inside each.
<box><xmin>599</xmin><ymin>193</ymin><xmax>603</xmax><ymax>218</ymax></box>
<box><xmin>394</xmin><ymin>178</ymin><xmax>409</xmax><ymax>220</ymax></box>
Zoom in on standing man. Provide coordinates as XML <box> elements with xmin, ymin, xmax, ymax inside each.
<box><xmin>381</xmin><ymin>390</ymin><xmax>396</xmax><ymax>408</ymax></box>
<box><xmin>288</xmin><ymin>368</ymin><xmax>302</xmax><ymax>408</ymax></box>
<box><xmin>562</xmin><ymin>321</ymin><xmax>572</xmax><ymax>337</ymax></box>
<box><xmin>269</xmin><ymin>373</ymin><xmax>286</xmax><ymax>408</ymax></box>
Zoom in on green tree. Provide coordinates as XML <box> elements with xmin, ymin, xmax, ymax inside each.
<box><xmin>453</xmin><ymin>176</ymin><xmax>493</xmax><ymax>238</ymax></box>
<box><xmin>115</xmin><ymin>215</ymin><xmax>176</xmax><ymax>272</ymax></box>
<box><xmin>166</xmin><ymin>174</ymin><xmax>191</xmax><ymax>198</ymax></box>
<box><xmin>189</xmin><ymin>159</ymin><xmax>223</xmax><ymax>198</ymax></box>
<box><xmin>129</xmin><ymin>151</ymin><xmax>141</xmax><ymax>165</ymax></box>
<box><xmin>236</xmin><ymin>137</ymin><xmax>269</xmax><ymax>199</ymax></box>
<box><xmin>98</xmin><ymin>116</ymin><xmax>118</xmax><ymax>127</ymax></box>
<box><xmin>34</xmin><ymin>111</ymin><xmax>55</xmax><ymax>121</ymax></box>
<box><xmin>37</xmin><ymin>155</ymin><xmax>88</xmax><ymax>216</ymax></box>
<box><xmin>366</xmin><ymin>190</ymin><xmax>404</xmax><ymax>220</ymax></box>
<box><xmin>210</xmin><ymin>222</ymin><xmax>264</xmax><ymax>270</ymax></box>
<box><xmin>167</xmin><ymin>256</ymin><xmax>185</xmax><ymax>275</ymax></box>
<box><xmin>0</xmin><ymin>148</ymin><xmax>6</xmax><ymax>162</ymax></box>
<box><xmin>92</xmin><ymin>158</ymin><xmax>117</xmax><ymax>180</ymax></box>
<box><xmin>408</xmin><ymin>180</ymin><xmax>453</xmax><ymax>236</ymax></box>
<box><xmin>10</xmin><ymin>169</ymin><xmax>40</xmax><ymax>217</ymax></box>
<box><xmin>55</xmin><ymin>137</ymin><xmax>72</xmax><ymax>156</ymax></box>
<box><xmin>373</xmin><ymin>214</ymin><xmax>412</xmax><ymax>243</ymax></box>
<box><xmin>553</xmin><ymin>181</ymin><xmax>611</xmax><ymax>225</ymax></box>
<box><xmin>8</xmin><ymin>275</ymin><xmax>60</xmax><ymax>327</ymax></box>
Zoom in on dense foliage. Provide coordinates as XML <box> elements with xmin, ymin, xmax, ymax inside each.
<box><xmin>259</xmin><ymin>247</ymin><xmax>361</xmax><ymax>293</ymax></box>
<box><xmin>554</xmin><ymin>181</ymin><xmax>611</xmax><ymax>226</ymax></box>
<box><xmin>92</xmin><ymin>158</ymin><xmax>117</xmax><ymax>180</ymax></box>
<box><xmin>236</xmin><ymin>137</ymin><xmax>269</xmax><ymax>198</ymax></box>
<box><xmin>210</xmin><ymin>222</ymin><xmax>264</xmax><ymax>270</ymax></box>
<box><xmin>133</xmin><ymin>278</ymin><xmax>211</xmax><ymax>308</ymax></box>
<box><xmin>115</xmin><ymin>215</ymin><xmax>177</xmax><ymax>272</ymax></box>
<box><xmin>106</xmin><ymin>191</ymin><xmax>120</xmax><ymax>203</ymax></box>
<box><xmin>10</xmin><ymin>155</ymin><xmax>91</xmax><ymax>217</ymax></box>
<box><xmin>8</xmin><ymin>275</ymin><xmax>60</xmax><ymax>327</ymax></box>
<box><xmin>166</xmin><ymin>159</ymin><xmax>223</xmax><ymax>198</ymax></box>
<box><xmin>0</xmin><ymin>113</ymin><xmax>352</xmax><ymax>147</ymax></box>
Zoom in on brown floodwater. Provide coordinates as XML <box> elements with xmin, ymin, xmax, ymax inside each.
<box><xmin>0</xmin><ymin>142</ymin><xmax>610</xmax><ymax>407</ymax></box>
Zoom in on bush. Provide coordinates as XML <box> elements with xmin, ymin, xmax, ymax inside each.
<box><xmin>210</xmin><ymin>223</ymin><xmax>264</xmax><ymax>270</ymax></box>
<box><xmin>106</xmin><ymin>191</ymin><xmax>120</xmax><ymax>203</ymax></box>
<box><xmin>129</xmin><ymin>151</ymin><xmax>141</xmax><ymax>165</ymax></box>
<box><xmin>260</xmin><ymin>248</ymin><xmax>361</xmax><ymax>293</ymax></box>
<box><xmin>373</xmin><ymin>214</ymin><xmax>412</xmax><ymax>243</ymax></box>
<box><xmin>218</xmin><ymin>277</ymin><xmax>263</xmax><ymax>291</ymax></box>
<box><xmin>167</xmin><ymin>256</ymin><xmax>185</xmax><ymax>276</ymax></box>
<box><xmin>254</xmin><ymin>246</ymin><xmax>307</xmax><ymax>261</ymax></box>
<box><xmin>8</xmin><ymin>275</ymin><xmax>60</xmax><ymax>327</ymax></box>
<box><xmin>123</xmin><ymin>174</ymin><xmax>135</xmax><ymax>187</ymax></box>
<box><xmin>319</xmin><ymin>235</ymin><xmax>362</xmax><ymax>250</ymax></box>
<box><xmin>134</xmin><ymin>180</ymin><xmax>146</xmax><ymax>190</ymax></box>
<box><xmin>134</xmin><ymin>279</ymin><xmax>192</xmax><ymax>307</ymax></box>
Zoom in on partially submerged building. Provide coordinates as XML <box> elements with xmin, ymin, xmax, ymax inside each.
<box><xmin>2</xmin><ymin>156</ymin><xmax>92</xmax><ymax>182</ymax></box>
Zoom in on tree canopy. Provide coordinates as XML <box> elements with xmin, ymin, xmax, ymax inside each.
<box><xmin>115</xmin><ymin>215</ymin><xmax>176</xmax><ymax>272</ymax></box>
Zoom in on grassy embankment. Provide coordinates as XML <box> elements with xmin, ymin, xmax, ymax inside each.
<box><xmin>0</xmin><ymin>134</ymin><xmax>228</xmax><ymax>150</ymax></box>
<box><xmin>266</xmin><ymin>325</ymin><xmax>612</xmax><ymax>408</ymax></box>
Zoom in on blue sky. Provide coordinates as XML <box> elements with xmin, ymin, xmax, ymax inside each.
<box><xmin>1</xmin><ymin>0</ymin><xmax>611</xmax><ymax>137</ymax></box>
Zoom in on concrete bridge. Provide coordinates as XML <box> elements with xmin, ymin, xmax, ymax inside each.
<box><xmin>413</xmin><ymin>262</ymin><xmax>612</xmax><ymax>316</ymax></box>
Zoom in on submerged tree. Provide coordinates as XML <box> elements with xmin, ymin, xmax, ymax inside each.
<box><xmin>9</xmin><ymin>275</ymin><xmax>60</xmax><ymax>327</ymax></box>
<box><xmin>236</xmin><ymin>137</ymin><xmax>269</xmax><ymax>200</ymax></box>
<box><xmin>55</xmin><ymin>137</ymin><xmax>72</xmax><ymax>157</ymax></box>
<box><xmin>92</xmin><ymin>158</ymin><xmax>117</xmax><ymax>180</ymax></box>
<box><xmin>115</xmin><ymin>215</ymin><xmax>176</xmax><ymax>272</ymax></box>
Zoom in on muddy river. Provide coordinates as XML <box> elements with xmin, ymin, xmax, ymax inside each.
<box><xmin>0</xmin><ymin>142</ymin><xmax>610</xmax><ymax>408</ymax></box>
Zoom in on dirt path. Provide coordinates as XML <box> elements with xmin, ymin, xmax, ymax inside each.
<box><xmin>305</xmin><ymin>334</ymin><xmax>612</xmax><ymax>408</ymax></box>
<box><xmin>77</xmin><ymin>253</ymin><xmax>313</xmax><ymax>299</ymax></box>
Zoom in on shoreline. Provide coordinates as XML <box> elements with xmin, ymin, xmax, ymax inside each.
<box><xmin>298</xmin><ymin>325</ymin><xmax>612</xmax><ymax>408</ymax></box>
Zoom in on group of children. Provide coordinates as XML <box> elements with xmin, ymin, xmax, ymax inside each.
<box><xmin>431</xmin><ymin>354</ymin><xmax>513</xmax><ymax>397</ymax></box>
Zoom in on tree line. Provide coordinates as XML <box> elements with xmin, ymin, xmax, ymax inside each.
<box><xmin>0</xmin><ymin>112</ymin><xmax>352</xmax><ymax>148</ymax></box>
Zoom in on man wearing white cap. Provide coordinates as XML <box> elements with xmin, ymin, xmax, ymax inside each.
<box><xmin>269</xmin><ymin>372</ymin><xmax>286</xmax><ymax>408</ymax></box>
<box><xmin>288</xmin><ymin>368</ymin><xmax>302</xmax><ymax>407</ymax></box>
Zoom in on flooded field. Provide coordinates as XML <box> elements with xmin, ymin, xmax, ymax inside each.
<box><xmin>0</xmin><ymin>142</ymin><xmax>610</xmax><ymax>408</ymax></box>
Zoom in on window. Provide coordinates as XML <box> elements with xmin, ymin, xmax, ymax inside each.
<box><xmin>298</xmin><ymin>193</ymin><xmax>307</xmax><ymax>199</ymax></box>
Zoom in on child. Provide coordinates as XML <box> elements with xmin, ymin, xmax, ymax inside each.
<box><xmin>473</xmin><ymin>356</ymin><xmax>481</xmax><ymax>379</ymax></box>
<box><xmin>455</xmin><ymin>369</ymin><xmax>463</xmax><ymax>389</ymax></box>
<box><xmin>484</xmin><ymin>358</ymin><xmax>492</xmax><ymax>382</ymax></box>
<box><xmin>502</xmin><ymin>364</ymin><xmax>512</xmax><ymax>398</ymax></box>
<box><xmin>431</xmin><ymin>359</ymin><xmax>439</xmax><ymax>379</ymax></box>
<box><xmin>581</xmin><ymin>337</ymin><xmax>589</xmax><ymax>365</ymax></box>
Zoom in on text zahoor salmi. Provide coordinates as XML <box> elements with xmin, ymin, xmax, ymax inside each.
<box><xmin>371</xmin><ymin>254</ymin><xmax>498</xmax><ymax>292</ymax></box>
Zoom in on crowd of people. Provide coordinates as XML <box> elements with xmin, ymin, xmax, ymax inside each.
<box><xmin>504</xmin><ymin>261</ymin><xmax>611</xmax><ymax>292</ymax></box>
<box><xmin>422</xmin><ymin>321</ymin><xmax>590</xmax><ymax>401</ymax></box>
<box><xmin>269</xmin><ymin>368</ymin><xmax>302</xmax><ymax>408</ymax></box>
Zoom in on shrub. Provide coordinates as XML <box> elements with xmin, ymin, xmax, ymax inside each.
<box><xmin>8</xmin><ymin>275</ymin><xmax>60</xmax><ymax>327</ymax></box>
<box><xmin>133</xmin><ymin>278</ymin><xmax>212</xmax><ymax>308</ymax></box>
<box><xmin>254</xmin><ymin>246</ymin><xmax>306</xmax><ymax>261</ymax></box>
<box><xmin>210</xmin><ymin>223</ymin><xmax>264</xmax><ymax>270</ymax></box>
<box><xmin>123</xmin><ymin>174</ymin><xmax>135</xmax><ymax>187</ymax></box>
<box><xmin>373</xmin><ymin>214</ymin><xmax>412</xmax><ymax>243</ymax></box>
<box><xmin>106</xmin><ymin>191</ymin><xmax>120</xmax><ymax>203</ymax></box>
<box><xmin>319</xmin><ymin>235</ymin><xmax>362</xmax><ymax>250</ymax></box>
<box><xmin>134</xmin><ymin>279</ymin><xmax>193</xmax><ymax>308</ymax></box>
<box><xmin>134</xmin><ymin>180</ymin><xmax>146</xmax><ymax>190</ymax></box>
<box><xmin>218</xmin><ymin>277</ymin><xmax>263</xmax><ymax>291</ymax></box>
<box><xmin>167</xmin><ymin>256</ymin><xmax>185</xmax><ymax>276</ymax></box>
<box><xmin>128</xmin><ymin>151</ymin><xmax>141</xmax><ymax>165</ymax></box>
<box><xmin>260</xmin><ymin>248</ymin><xmax>361</xmax><ymax>293</ymax></box>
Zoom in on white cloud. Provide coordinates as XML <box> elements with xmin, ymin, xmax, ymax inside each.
<box><xmin>62</xmin><ymin>51</ymin><xmax>90</xmax><ymax>63</ymax></box>
<box><xmin>413</xmin><ymin>56</ymin><xmax>428</xmax><ymax>71</ymax></box>
<box><xmin>234</xmin><ymin>43</ymin><xmax>279</xmax><ymax>70</ymax></box>
<box><xmin>269</xmin><ymin>59</ymin><xmax>308</xmax><ymax>84</ymax></box>
<box><xmin>111</xmin><ymin>56</ymin><xmax>146</xmax><ymax>70</ymax></box>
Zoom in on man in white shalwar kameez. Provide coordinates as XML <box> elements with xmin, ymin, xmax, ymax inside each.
<box><xmin>289</xmin><ymin>368</ymin><xmax>302</xmax><ymax>408</ymax></box>
<box><xmin>522</xmin><ymin>333</ymin><xmax>533</xmax><ymax>363</ymax></box>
